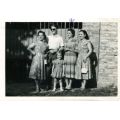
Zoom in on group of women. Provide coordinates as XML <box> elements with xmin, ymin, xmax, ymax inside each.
<box><xmin>27</xmin><ymin>23</ymin><xmax>92</xmax><ymax>93</ymax></box>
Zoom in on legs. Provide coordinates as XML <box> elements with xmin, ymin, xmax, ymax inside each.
<box><xmin>81</xmin><ymin>79</ymin><xmax>86</xmax><ymax>90</ymax></box>
<box><xmin>65</xmin><ymin>78</ymin><xmax>69</xmax><ymax>89</ymax></box>
<box><xmin>31</xmin><ymin>79</ymin><xmax>41</xmax><ymax>93</ymax></box>
<box><xmin>68</xmin><ymin>79</ymin><xmax>72</xmax><ymax>89</ymax></box>
<box><xmin>52</xmin><ymin>78</ymin><xmax>57</xmax><ymax>91</ymax></box>
<box><xmin>35</xmin><ymin>79</ymin><xmax>39</xmax><ymax>92</ymax></box>
<box><xmin>65</xmin><ymin>78</ymin><xmax>72</xmax><ymax>89</ymax></box>
<box><xmin>46</xmin><ymin>52</ymin><xmax>57</xmax><ymax>90</ymax></box>
<box><xmin>59</xmin><ymin>79</ymin><xmax>64</xmax><ymax>91</ymax></box>
<box><xmin>46</xmin><ymin>64</ymin><xmax>52</xmax><ymax>90</ymax></box>
<box><xmin>52</xmin><ymin>78</ymin><xmax>64</xmax><ymax>92</ymax></box>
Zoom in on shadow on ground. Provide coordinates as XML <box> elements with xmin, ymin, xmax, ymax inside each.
<box><xmin>6</xmin><ymin>82</ymin><xmax>117</xmax><ymax>96</ymax></box>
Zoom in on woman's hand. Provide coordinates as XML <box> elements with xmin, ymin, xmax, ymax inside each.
<box><xmin>27</xmin><ymin>43</ymin><xmax>36</xmax><ymax>56</ymax></box>
<box><xmin>31</xmin><ymin>51</ymin><xmax>36</xmax><ymax>56</ymax></box>
<box><xmin>83</xmin><ymin>56</ymin><xmax>87</xmax><ymax>63</ymax></box>
<box><xmin>62</xmin><ymin>72</ymin><xmax>65</xmax><ymax>77</ymax></box>
<box><xmin>44</xmin><ymin>54</ymin><xmax>47</xmax><ymax>58</ymax></box>
<box><xmin>59</xmin><ymin>46</ymin><xmax>64</xmax><ymax>51</ymax></box>
<box><xmin>50</xmin><ymin>49</ymin><xmax>55</xmax><ymax>53</ymax></box>
<box><xmin>50</xmin><ymin>49</ymin><xmax>57</xmax><ymax>53</ymax></box>
<box><xmin>65</xmin><ymin>48</ymin><xmax>71</xmax><ymax>51</ymax></box>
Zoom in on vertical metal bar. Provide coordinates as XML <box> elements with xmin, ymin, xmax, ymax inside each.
<box><xmin>43</xmin><ymin>22</ymin><xmax>45</xmax><ymax>30</ymax></box>
<box><xmin>46</xmin><ymin>22</ymin><xmax>49</xmax><ymax>36</ymax></box>
<box><xmin>48</xmin><ymin>22</ymin><xmax>50</xmax><ymax>35</ymax></box>
<box><xmin>65</xmin><ymin>22</ymin><xmax>67</xmax><ymax>40</ymax></box>
<box><xmin>76</xmin><ymin>22</ymin><xmax>79</xmax><ymax>41</ymax></box>
<box><xmin>61</xmin><ymin>22</ymin><xmax>65</xmax><ymax>41</ymax></box>
<box><xmin>60</xmin><ymin>22</ymin><xmax>62</xmax><ymax>36</ymax></box>
<box><xmin>97</xmin><ymin>22</ymin><xmax>101</xmax><ymax>82</ymax></box>
<box><xmin>40</xmin><ymin>22</ymin><xmax>41</xmax><ymax>30</ymax></box>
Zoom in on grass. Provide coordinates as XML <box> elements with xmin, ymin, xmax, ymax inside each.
<box><xmin>6</xmin><ymin>82</ymin><xmax>117</xmax><ymax>96</ymax></box>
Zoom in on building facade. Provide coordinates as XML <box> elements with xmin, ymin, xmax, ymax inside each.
<box><xmin>6</xmin><ymin>22</ymin><xmax>118</xmax><ymax>88</ymax></box>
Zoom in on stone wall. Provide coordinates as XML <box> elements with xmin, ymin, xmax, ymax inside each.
<box><xmin>98</xmin><ymin>22</ymin><xmax>118</xmax><ymax>87</ymax></box>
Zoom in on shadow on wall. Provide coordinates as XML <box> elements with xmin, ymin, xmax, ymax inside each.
<box><xmin>87</xmin><ymin>44</ymin><xmax>98</xmax><ymax>88</ymax></box>
<box><xmin>6</xmin><ymin>24</ymin><xmax>38</xmax><ymax>83</ymax></box>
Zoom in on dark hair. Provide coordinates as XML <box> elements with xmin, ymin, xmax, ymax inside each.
<box><xmin>79</xmin><ymin>30</ymin><xmax>89</xmax><ymax>40</ymax></box>
<box><xmin>33</xmin><ymin>29</ymin><xmax>38</xmax><ymax>35</ymax></box>
<box><xmin>49</xmin><ymin>23</ymin><xmax>58</xmax><ymax>29</ymax></box>
<box><xmin>38</xmin><ymin>30</ymin><xmax>47</xmax><ymax>41</ymax></box>
<box><xmin>68</xmin><ymin>28</ymin><xmax>75</xmax><ymax>37</ymax></box>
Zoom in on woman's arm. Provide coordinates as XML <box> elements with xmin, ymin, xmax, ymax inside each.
<box><xmin>64</xmin><ymin>47</ymin><xmax>70</xmax><ymax>51</ymax></box>
<box><xmin>83</xmin><ymin>41</ymin><xmax>92</xmax><ymax>62</ymax></box>
<box><xmin>27</xmin><ymin>43</ymin><xmax>36</xmax><ymax>55</ymax></box>
<box><xmin>49</xmin><ymin>48</ymin><xmax>59</xmax><ymax>53</ymax></box>
<box><xmin>62</xmin><ymin>62</ymin><xmax>65</xmax><ymax>76</ymax></box>
<box><xmin>59</xmin><ymin>46</ymin><xmax>64</xmax><ymax>51</ymax></box>
<box><xmin>69</xmin><ymin>48</ymin><xmax>78</xmax><ymax>53</ymax></box>
<box><xmin>51</xmin><ymin>62</ymin><xmax>55</xmax><ymax>77</ymax></box>
<box><xmin>66</xmin><ymin>43</ymin><xmax>78</xmax><ymax>53</ymax></box>
<box><xmin>86</xmin><ymin>42</ymin><xmax>92</xmax><ymax>58</ymax></box>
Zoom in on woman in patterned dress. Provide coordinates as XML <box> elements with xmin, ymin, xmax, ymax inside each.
<box><xmin>28</xmin><ymin>31</ymin><xmax>49</xmax><ymax>93</ymax></box>
<box><xmin>75</xmin><ymin>30</ymin><xmax>92</xmax><ymax>90</ymax></box>
<box><xmin>64</xmin><ymin>29</ymin><xmax>78</xmax><ymax>90</ymax></box>
<box><xmin>51</xmin><ymin>52</ymin><xmax>64</xmax><ymax>92</ymax></box>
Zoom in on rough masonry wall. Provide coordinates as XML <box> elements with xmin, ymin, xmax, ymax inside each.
<box><xmin>98</xmin><ymin>22</ymin><xmax>118</xmax><ymax>87</ymax></box>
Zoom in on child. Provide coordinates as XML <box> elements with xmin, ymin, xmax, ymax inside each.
<box><xmin>51</xmin><ymin>52</ymin><xmax>64</xmax><ymax>92</ymax></box>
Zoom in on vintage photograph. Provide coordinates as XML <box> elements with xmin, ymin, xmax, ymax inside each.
<box><xmin>5</xmin><ymin>22</ymin><xmax>118</xmax><ymax>96</ymax></box>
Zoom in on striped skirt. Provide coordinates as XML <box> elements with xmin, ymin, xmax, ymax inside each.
<box><xmin>64</xmin><ymin>51</ymin><xmax>77</xmax><ymax>79</ymax></box>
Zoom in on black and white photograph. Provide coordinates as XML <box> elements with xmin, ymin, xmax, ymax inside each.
<box><xmin>1</xmin><ymin>0</ymin><xmax>120</xmax><ymax>120</ymax></box>
<box><xmin>5</xmin><ymin>22</ymin><xmax>118</xmax><ymax>96</ymax></box>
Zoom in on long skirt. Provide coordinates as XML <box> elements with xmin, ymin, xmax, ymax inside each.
<box><xmin>64</xmin><ymin>51</ymin><xmax>77</xmax><ymax>78</ymax></box>
<box><xmin>75</xmin><ymin>54</ymin><xmax>91</xmax><ymax>80</ymax></box>
<box><xmin>29</xmin><ymin>53</ymin><xmax>46</xmax><ymax>80</ymax></box>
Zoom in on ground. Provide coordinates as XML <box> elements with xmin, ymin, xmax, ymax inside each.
<box><xmin>6</xmin><ymin>82</ymin><xmax>117</xmax><ymax>96</ymax></box>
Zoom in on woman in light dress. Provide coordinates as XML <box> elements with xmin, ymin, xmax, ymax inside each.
<box><xmin>28</xmin><ymin>31</ymin><xmax>49</xmax><ymax>93</ymax></box>
<box><xmin>75</xmin><ymin>30</ymin><xmax>92</xmax><ymax>90</ymax></box>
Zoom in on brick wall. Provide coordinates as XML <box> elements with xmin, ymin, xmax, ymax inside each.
<box><xmin>83</xmin><ymin>22</ymin><xmax>118</xmax><ymax>88</ymax></box>
<box><xmin>98</xmin><ymin>22</ymin><xmax>118</xmax><ymax>87</ymax></box>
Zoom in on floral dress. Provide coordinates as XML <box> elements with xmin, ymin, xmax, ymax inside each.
<box><xmin>29</xmin><ymin>41</ymin><xmax>48</xmax><ymax>80</ymax></box>
<box><xmin>75</xmin><ymin>40</ymin><xmax>92</xmax><ymax>80</ymax></box>
<box><xmin>64</xmin><ymin>38</ymin><xmax>78</xmax><ymax>79</ymax></box>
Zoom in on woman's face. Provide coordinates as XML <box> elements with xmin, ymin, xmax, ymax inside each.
<box><xmin>79</xmin><ymin>31</ymin><xmax>85</xmax><ymax>40</ymax></box>
<box><xmin>38</xmin><ymin>33</ymin><xmax>44</xmax><ymax>41</ymax></box>
<box><xmin>67</xmin><ymin>31</ymin><xmax>73</xmax><ymax>39</ymax></box>
<box><xmin>57</xmin><ymin>54</ymin><xmax>62</xmax><ymax>59</ymax></box>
